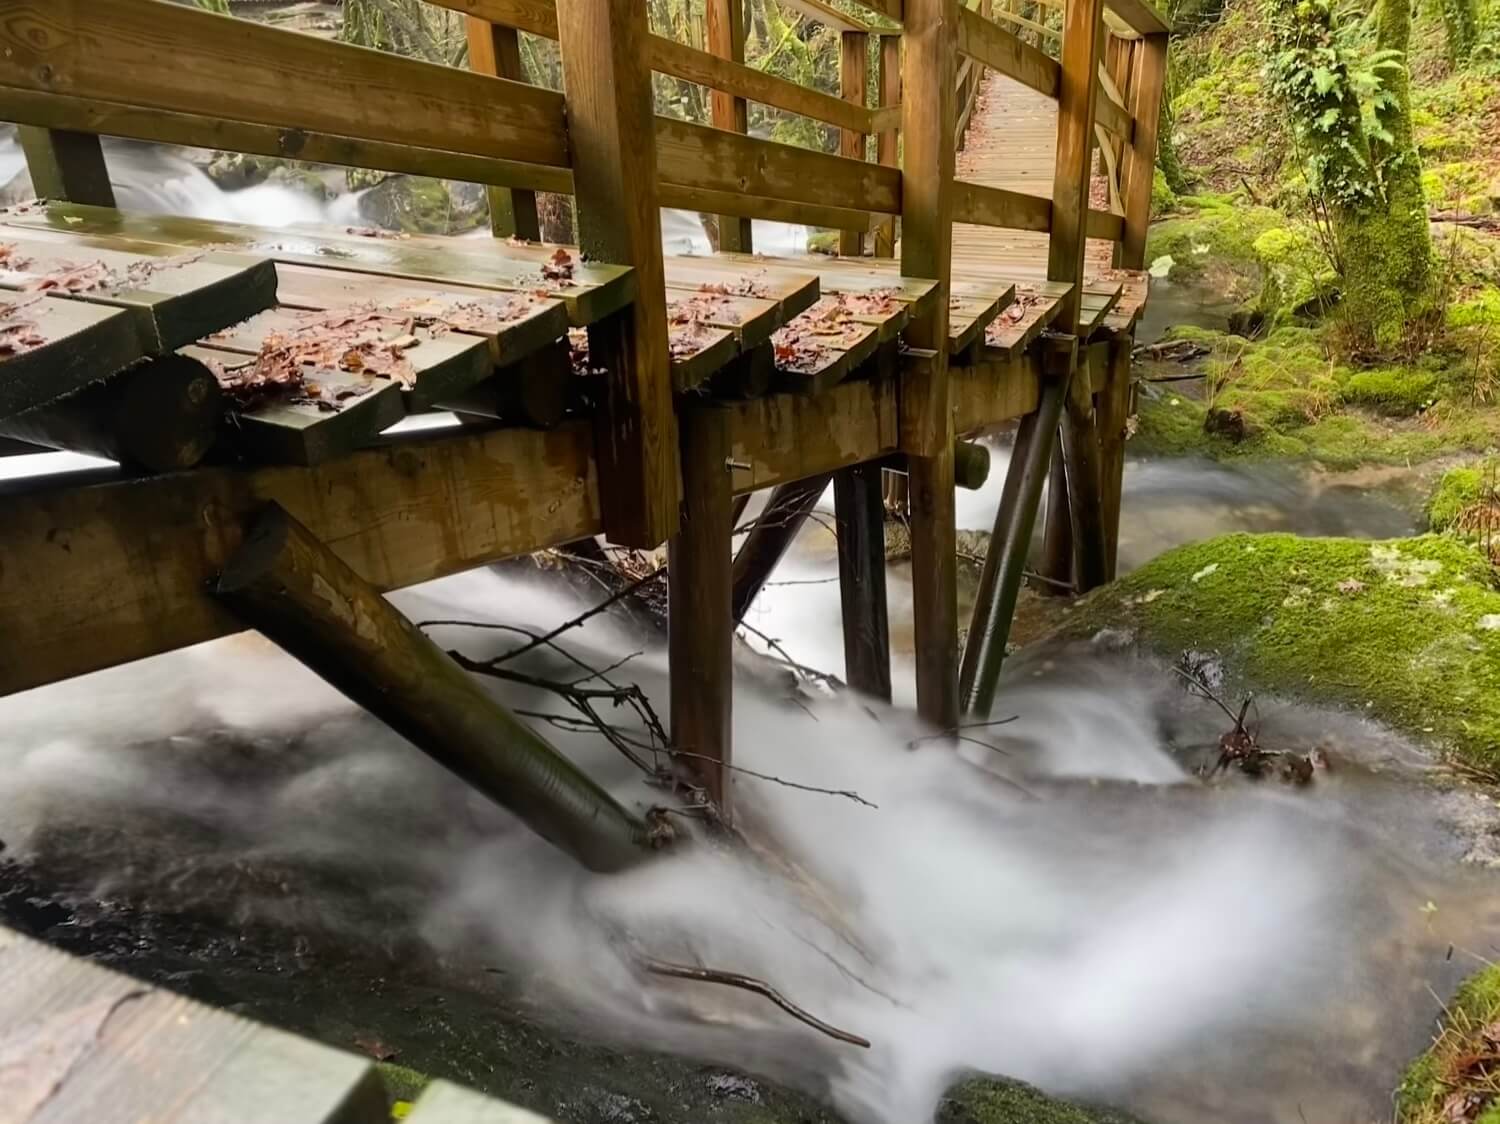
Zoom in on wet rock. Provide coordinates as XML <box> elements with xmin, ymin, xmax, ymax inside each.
<box><xmin>1202</xmin><ymin>405</ymin><xmax>1246</xmax><ymax>442</ymax></box>
<box><xmin>355</xmin><ymin>175</ymin><xmax>486</xmax><ymax>235</ymax></box>
<box><xmin>937</xmin><ymin>1077</ymin><xmax>1151</xmax><ymax>1124</ymax></box>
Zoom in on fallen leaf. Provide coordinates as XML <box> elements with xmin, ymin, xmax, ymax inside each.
<box><xmin>353</xmin><ymin>1034</ymin><xmax>399</xmax><ymax>1062</ymax></box>
<box><xmin>1336</xmin><ymin>578</ymin><xmax>1366</xmax><ymax>594</ymax></box>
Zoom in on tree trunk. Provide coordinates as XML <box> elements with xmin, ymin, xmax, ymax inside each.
<box><xmin>1440</xmin><ymin>0</ymin><xmax>1479</xmax><ymax>63</ymax></box>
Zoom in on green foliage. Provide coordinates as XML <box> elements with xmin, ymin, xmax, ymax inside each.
<box><xmin>1426</xmin><ymin>461</ymin><xmax>1492</xmax><ymax>530</ymax></box>
<box><xmin>339</xmin><ymin>0</ymin><xmax>468</xmax><ymax>65</ymax></box>
<box><xmin>937</xmin><ymin>1079</ymin><xmax>1147</xmax><ymax>1124</ymax></box>
<box><xmin>1396</xmin><ymin>965</ymin><xmax>1500</xmax><ymax>1122</ymax></box>
<box><xmin>1340</xmin><ymin>366</ymin><xmax>1439</xmax><ymax>414</ymax></box>
<box><xmin>1069</xmin><ymin>532</ymin><xmax>1500</xmax><ymax>770</ymax></box>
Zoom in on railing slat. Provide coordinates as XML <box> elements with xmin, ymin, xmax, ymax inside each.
<box><xmin>955</xmin><ymin>6</ymin><xmax>1062</xmax><ymax>100</ymax></box>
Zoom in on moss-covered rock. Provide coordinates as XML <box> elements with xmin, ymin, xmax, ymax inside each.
<box><xmin>1340</xmin><ymin>367</ymin><xmax>1440</xmax><ymax>416</ymax></box>
<box><xmin>937</xmin><ymin>1078</ymin><xmax>1149</xmax><ymax>1124</ymax></box>
<box><xmin>357</xmin><ymin>176</ymin><xmax>485</xmax><ymax>235</ymax></box>
<box><xmin>1062</xmin><ymin>532</ymin><xmax>1500</xmax><ymax>771</ymax></box>
<box><xmin>1395</xmin><ymin>964</ymin><xmax>1500</xmax><ymax>1123</ymax></box>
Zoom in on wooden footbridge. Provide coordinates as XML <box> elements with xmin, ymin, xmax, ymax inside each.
<box><xmin>0</xmin><ymin>0</ymin><xmax>1168</xmax><ymax>1106</ymax></box>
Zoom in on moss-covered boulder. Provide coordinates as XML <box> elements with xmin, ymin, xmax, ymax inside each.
<box><xmin>1427</xmin><ymin>460</ymin><xmax>1498</xmax><ymax>532</ymax></box>
<box><xmin>937</xmin><ymin>1078</ymin><xmax>1149</xmax><ymax>1124</ymax></box>
<box><xmin>1395</xmin><ymin>964</ymin><xmax>1500</xmax><ymax>1123</ymax></box>
<box><xmin>357</xmin><ymin>175</ymin><xmax>486</xmax><ymax>235</ymax></box>
<box><xmin>1062</xmin><ymin>532</ymin><xmax>1500</xmax><ymax>772</ymax></box>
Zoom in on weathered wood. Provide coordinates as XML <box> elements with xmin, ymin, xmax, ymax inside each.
<box><xmin>16</xmin><ymin>126</ymin><xmax>115</xmax><ymax>206</ymax></box>
<box><xmin>954</xmin><ymin>347</ymin><xmax>1042</xmax><ymax>433</ymax></box>
<box><xmin>668</xmin><ymin>406</ymin><xmax>734</xmax><ymax>813</ymax></box>
<box><xmin>1085</xmin><ymin>208</ymin><xmax>1126</xmax><ymax>242</ymax></box>
<box><xmin>0</xmin><ymin>234</ymin><xmax>278</xmax><ymax>354</ymax></box>
<box><xmin>902</xmin><ymin>0</ymin><xmax>959</xmax><ymax>728</ymax></box>
<box><xmin>666</xmin><ymin>285</ymin><xmax>782</xmax><ymax>350</ymax></box>
<box><xmin>1047</xmin><ymin>0</ymin><xmax>1107</xmax><ymax>330</ymax></box>
<box><xmin>1105</xmin><ymin>0</ymin><xmax>1170</xmax><ymax>35</ymax></box>
<box><xmin>0</xmin><ymin>292</ymin><xmax>144</xmax><ymax>421</ymax></box>
<box><xmin>952</xmin><ymin>180</ymin><xmax>1053</xmax><ymax>232</ymax></box>
<box><xmin>466</xmin><ymin>16</ymin><xmax>543</xmax><ymax>241</ymax></box>
<box><xmin>708</xmin><ymin>341</ymin><xmax>775</xmax><ymax>399</ymax></box>
<box><xmin>661</xmin><ymin>257</ymin><xmax>821</xmax><ymax>321</ymax></box>
<box><xmin>705</xmin><ymin>0</ymin><xmax>753</xmax><ymax>252</ymax></box>
<box><xmin>0</xmin><ymin>421</ymin><xmax>601</xmax><ymax>698</ymax></box>
<box><xmin>833</xmin><ymin>462</ymin><xmax>891</xmax><ymax>700</ymax></box>
<box><xmin>777</xmin><ymin>0</ymin><xmax>878</xmax><ymax>33</ymax></box>
<box><xmin>1118</xmin><ymin>32</ymin><xmax>1168</xmax><ymax>270</ymax></box>
<box><xmin>872</xmin><ymin>35</ymin><xmax>902</xmax><ymax>259</ymax></box>
<box><xmin>731</xmin><ymin>474</ymin><xmax>830</xmax><ymax>623</ymax></box>
<box><xmin>1097</xmin><ymin>334</ymin><xmax>1133</xmax><ymax>577</ymax></box>
<box><xmin>955</xmin><ymin>6</ymin><xmax>1062</xmax><ymax>99</ymax></box>
<box><xmin>1060</xmin><ymin>365</ymin><xmax>1110</xmax><ymax>592</ymax></box>
<box><xmin>661</xmin><ymin>183</ymin><xmax>877</xmax><ymax>234</ymax></box>
<box><xmin>215</xmin><ymin>503</ymin><xmax>653</xmax><ymax>871</ymax></box>
<box><xmin>0</xmin><ymin>0</ymin><xmax>571</xmax><ymax>168</ymax></box>
<box><xmin>0</xmin><ymin>927</ymin><xmax>390</xmax><ymax>1124</ymax></box>
<box><xmin>1039</xmin><ymin>433</ymin><xmax>1073</xmax><ymax>594</ymax></box>
<box><xmin>667</xmin><ymin>321</ymin><xmax>739</xmax><ymax>392</ymax></box>
<box><xmin>440</xmin><ymin>339</ymin><xmax>573</xmax><ymax>430</ymax></box>
<box><xmin>0</xmin><ymin>353</ymin><xmax>222</xmax><ymax>472</ymax></box>
<box><xmin>558</xmin><ymin>0</ymin><xmax>679</xmax><ymax>546</ymax></box>
<box><xmin>958</xmin><ymin>370</ymin><xmax>1068</xmax><ymax>715</ymax></box>
<box><xmin>1093</xmin><ymin>76</ymin><xmax>1133</xmax><ymax>139</ymax></box>
<box><xmin>839</xmin><ymin>31</ymin><xmax>871</xmax><ymax>255</ymax></box>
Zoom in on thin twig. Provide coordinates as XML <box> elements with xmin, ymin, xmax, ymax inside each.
<box><xmin>736</xmin><ymin>621</ymin><xmax>844</xmax><ymax>687</ymax></box>
<box><xmin>668</xmin><ymin>750</ymin><xmax>878</xmax><ymax>809</ymax></box>
<box><xmin>639</xmin><ymin>956</ymin><xmax>871</xmax><ymax>1048</ymax></box>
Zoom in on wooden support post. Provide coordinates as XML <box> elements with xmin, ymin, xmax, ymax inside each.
<box><xmin>1097</xmin><ymin>334</ymin><xmax>1134</xmax><ymax>577</ymax></box>
<box><xmin>1038</xmin><ymin>441</ymin><xmax>1073</xmax><ymax>595</ymax></box>
<box><xmin>833</xmin><ymin>462</ymin><xmax>892</xmax><ymax>701</ymax></box>
<box><xmin>1117</xmin><ymin>32</ymin><xmax>1168</xmax><ymax>270</ymax></box>
<box><xmin>706</xmin><ymin>0</ymin><xmax>753</xmax><ymax>252</ymax></box>
<box><xmin>0</xmin><ymin>354</ymin><xmax>222</xmax><ymax>473</ymax></box>
<box><xmin>557</xmin><ymin>0</ymin><xmax>679</xmax><ymax>548</ymax></box>
<box><xmin>214</xmin><ymin>504</ymin><xmax>655</xmax><ymax>873</ymax></box>
<box><xmin>901</xmin><ymin>0</ymin><xmax>958</xmax><ymax>729</ymax></box>
<box><xmin>1048</xmin><ymin>0</ymin><xmax>1106</xmax><ymax>332</ymax></box>
<box><xmin>466</xmin><ymin>17</ymin><xmax>542</xmax><ymax>241</ymax></box>
<box><xmin>872</xmin><ymin>35</ymin><xmax>902</xmax><ymax>259</ymax></box>
<box><xmin>838</xmin><ymin>31</ymin><xmax>870</xmax><ymax>257</ymax></box>
<box><xmin>730</xmin><ymin>473</ymin><xmax>831</xmax><ymax>623</ymax></box>
<box><xmin>17</xmin><ymin>126</ymin><xmax>114</xmax><ymax>206</ymax></box>
<box><xmin>1061</xmin><ymin>361</ymin><xmax>1110</xmax><ymax>593</ymax></box>
<box><xmin>668</xmin><ymin>406</ymin><xmax>734</xmax><ymax>814</ymax></box>
<box><xmin>958</xmin><ymin>370</ymin><xmax>1070</xmax><ymax>716</ymax></box>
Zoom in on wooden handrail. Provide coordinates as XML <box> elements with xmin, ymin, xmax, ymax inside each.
<box><xmin>953</xmin><ymin>181</ymin><xmax>1052</xmax><ymax>231</ymax></box>
<box><xmin>1094</xmin><ymin>80</ymin><xmax>1133</xmax><ymax>139</ymax></box>
<box><xmin>955</xmin><ymin>6</ymin><xmax>1062</xmax><ymax>99</ymax></box>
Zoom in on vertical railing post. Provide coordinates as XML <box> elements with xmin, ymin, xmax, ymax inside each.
<box><xmin>834</xmin><ymin>462</ymin><xmax>892</xmax><ymax>701</ymax></box>
<box><xmin>900</xmin><ymin>0</ymin><xmax>958</xmax><ymax>729</ymax></box>
<box><xmin>706</xmin><ymin>0</ymin><xmax>754</xmax><ymax>252</ymax></box>
<box><xmin>839</xmin><ymin>30</ymin><xmax>871</xmax><ymax>257</ymax></box>
<box><xmin>555</xmin><ymin>0</ymin><xmax>680</xmax><ymax>548</ymax></box>
<box><xmin>1117</xmin><ymin>32</ymin><xmax>1168</xmax><ymax>270</ymax></box>
<box><xmin>872</xmin><ymin>35</ymin><xmax>902</xmax><ymax>259</ymax></box>
<box><xmin>18</xmin><ymin>128</ymin><xmax>114</xmax><ymax>207</ymax></box>
<box><xmin>466</xmin><ymin>17</ymin><xmax>542</xmax><ymax>240</ymax></box>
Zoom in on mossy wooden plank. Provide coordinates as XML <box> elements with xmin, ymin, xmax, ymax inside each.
<box><xmin>205</xmin><ymin>306</ymin><xmax>493</xmax><ymax>412</ymax></box>
<box><xmin>0</xmin><ymin>292</ymin><xmax>144</xmax><ymax>421</ymax></box>
<box><xmin>1078</xmin><ymin>281</ymin><xmax>1124</xmax><ymax>333</ymax></box>
<box><xmin>184</xmin><ymin>344</ymin><xmax>404</xmax><ymax>467</ymax></box>
<box><xmin>0</xmin><ymin>203</ymin><xmax>633</xmax><ymax>326</ymax></box>
<box><xmin>0</xmin><ymin>234</ymin><xmax>276</xmax><ymax>353</ymax></box>
<box><xmin>273</xmin><ymin>264</ymin><xmax>570</xmax><ymax>369</ymax></box>
<box><xmin>0</xmin><ymin>926</ymin><xmax>388</xmax><ymax>1124</ymax></box>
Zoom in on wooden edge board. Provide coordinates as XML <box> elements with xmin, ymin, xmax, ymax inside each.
<box><xmin>0</xmin><ymin>292</ymin><xmax>144</xmax><ymax>421</ymax></box>
<box><xmin>948</xmin><ymin>286</ymin><xmax>1011</xmax><ymax>353</ymax></box>
<box><xmin>664</xmin><ymin>283</ymin><xmax>782</xmax><ymax>348</ymax></box>
<box><xmin>982</xmin><ymin>286</ymin><xmax>1070</xmax><ymax>360</ymax></box>
<box><xmin>184</xmin><ymin>343</ymin><xmax>405</xmax><ymax>466</ymax></box>
<box><xmin>772</xmin><ymin>320</ymin><xmax>880</xmax><ymax>396</ymax></box>
<box><xmin>670</xmin><ymin>324</ymin><xmax>740</xmax><ymax>393</ymax></box>
<box><xmin>662</xmin><ymin>256</ymin><xmax>821</xmax><ymax>320</ymax></box>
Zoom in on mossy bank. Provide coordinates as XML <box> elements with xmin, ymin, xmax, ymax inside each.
<box><xmin>1395</xmin><ymin>963</ymin><xmax>1500</xmax><ymax>1123</ymax></box>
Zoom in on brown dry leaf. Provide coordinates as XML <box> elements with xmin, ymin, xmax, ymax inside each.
<box><xmin>541</xmin><ymin>246</ymin><xmax>575</xmax><ymax>282</ymax></box>
<box><xmin>352</xmin><ymin>1034</ymin><xmax>400</xmax><ymax>1062</ymax></box>
<box><xmin>1442</xmin><ymin>1089</ymin><xmax>1485</xmax><ymax>1122</ymax></box>
<box><xmin>1336</xmin><ymin>578</ymin><xmax>1366</xmax><ymax>594</ymax></box>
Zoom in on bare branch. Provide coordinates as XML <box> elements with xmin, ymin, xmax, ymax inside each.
<box><xmin>668</xmin><ymin>750</ymin><xmax>878</xmax><ymax>809</ymax></box>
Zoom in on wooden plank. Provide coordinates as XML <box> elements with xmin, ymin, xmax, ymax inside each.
<box><xmin>873</xmin><ymin>35</ymin><xmax>902</xmax><ymax>258</ymax></box>
<box><xmin>668</xmin><ymin>405</ymin><xmax>734</xmax><ymax>812</ymax></box>
<box><xmin>466</xmin><ymin>16</ymin><xmax>543</xmax><ymax>241</ymax></box>
<box><xmin>661</xmin><ymin>256</ymin><xmax>820</xmax><ymax>320</ymax></box>
<box><xmin>982</xmin><ymin>281</ymin><xmax>1072</xmax><ymax>359</ymax></box>
<box><xmin>661</xmin><ymin>182</ymin><xmax>878</xmax><ymax>234</ymax></box>
<box><xmin>777</xmin><ymin>0</ymin><xmax>876</xmax><ymax>33</ymax></box>
<box><xmin>186</xmin><ymin>344</ymin><xmax>406</xmax><ymax>466</ymax></box>
<box><xmin>706</xmin><ymin>0</ymin><xmax>753</xmax><ymax>252</ymax></box>
<box><xmin>442</xmin><ymin>338</ymin><xmax>573</xmax><ymax>429</ymax></box>
<box><xmin>953</xmin><ymin>348</ymin><xmax>1042</xmax><ymax>434</ymax></box>
<box><xmin>949</xmin><ymin>288</ymin><xmax>1009</xmax><ymax>353</ymax></box>
<box><xmin>1078</xmin><ymin>281</ymin><xmax>1123</xmax><ymax>333</ymax></box>
<box><xmin>558</xmin><ymin>0</ymin><xmax>678</xmax><ymax>546</ymax></box>
<box><xmin>839</xmin><ymin>30</ymin><xmax>871</xmax><ymax>254</ymax></box>
<box><xmin>833</xmin><ymin>461</ymin><xmax>892</xmax><ymax>700</ymax></box>
<box><xmin>1096</xmin><ymin>335</ymin><xmax>1132</xmax><ymax>577</ymax></box>
<box><xmin>1106</xmin><ymin>0</ymin><xmax>1171</xmax><ymax>35</ymax></box>
<box><xmin>0</xmin><ymin>0</ymin><xmax>571</xmax><ymax>168</ymax></box>
<box><xmin>0</xmin><ymin>204</ymin><xmax>634</xmax><ymax>327</ymax></box>
<box><xmin>1047</xmin><ymin>0</ymin><xmax>1107</xmax><ymax>331</ymax></box>
<box><xmin>667</xmin><ymin>321</ymin><xmax>739</xmax><ymax>391</ymax></box>
<box><xmin>903</xmin><ymin>0</ymin><xmax>959</xmax><ymax>729</ymax></box>
<box><xmin>0</xmin><ymin>234</ymin><xmax>278</xmax><ymax>353</ymax></box>
<box><xmin>1094</xmin><ymin>77</ymin><xmax>1133</xmax><ymax>139</ymax></box>
<box><xmin>0</xmin><ymin>292</ymin><xmax>144</xmax><ymax>421</ymax></box>
<box><xmin>1118</xmin><ymin>32</ymin><xmax>1168</xmax><ymax>270</ymax></box>
<box><xmin>713</xmin><ymin>252</ymin><xmax>940</xmax><ymax>320</ymax></box>
<box><xmin>16</xmin><ymin>126</ymin><xmax>115</xmax><ymax>206</ymax></box>
<box><xmin>1</xmin><ymin>87</ymin><xmax>577</xmax><ymax>196</ymax></box>
<box><xmin>405</xmin><ymin>1081</ymin><xmax>555</xmax><ymax>1123</ymax></box>
<box><xmin>203</xmin><ymin>306</ymin><xmax>495</xmax><ymax>411</ymax></box>
<box><xmin>955</xmin><ymin>7</ymin><xmax>1062</xmax><ymax>99</ymax></box>
<box><xmin>655</xmin><ymin>118</ymin><xmax>902</xmax><ymax>217</ymax></box>
<box><xmin>771</xmin><ymin>313</ymin><xmax>880</xmax><ymax>395</ymax></box>
<box><xmin>0</xmin><ymin>927</ymin><xmax>389</xmax><ymax>1124</ymax></box>
<box><xmin>726</xmin><ymin>378</ymin><xmax>897</xmax><ymax>493</ymax></box>
<box><xmin>664</xmin><ymin>285</ymin><xmax>781</xmax><ymax>349</ymax></box>
<box><xmin>952</xmin><ymin>180</ymin><xmax>1053</xmax><ymax>232</ymax></box>
<box><xmin>0</xmin><ymin>421</ymin><xmax>602</xmax><ymax>697</ymax></box>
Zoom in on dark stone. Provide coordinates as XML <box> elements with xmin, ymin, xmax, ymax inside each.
<box><xmin>1203</xmin><ymin>406</ymin><xmax>1247</xmax><ymax>442</ymax></box>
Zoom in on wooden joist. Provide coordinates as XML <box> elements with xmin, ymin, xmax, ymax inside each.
<box><xmin>951</xmin><ymin>180</ymin><xmax>1052</xmax><ymax>232</ymax></box>
<box><xmin>982</xmin><ymin>280</ymin><xmax>1073</xmax><ymax>359</ymax></box>
<box><xmin>0</xmin><ymin>292</ymin><xmax>143</xmax><ymax>421</ymax></box>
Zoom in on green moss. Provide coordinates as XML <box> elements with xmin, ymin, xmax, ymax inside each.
<box><xmin>1145</xmin><ymin>200</ymin><xmax>1289</xmax><ymax>301</ymax></box>
<box><xmin>937</xmin><ymin>1078</ymin><xmax>1149</xmax><ymax>1124</ymax></box>
<box><xmin>377</xmin><ymin>1062</ymin><xmax>432</xmax><ymax>1104</ymax></box>
<box><xmin>1250</xmin><ymin>225</ymin><xmax>1335</xmax><ymax>319</ymax></box>
<box><xmin>806</xmin><ymin>230</ymin><xmax>840</xmax><ymax>254</ymax></box>
<box><xmin>1448</xmin><ymin>289</ymin><xmax>1500</xmax><ymax>330</ymax></box>
<box><xmin>1428</xmin><ymin>463</ymin><xmax>1488</xmax><ymax>530</ymax></box>
<box><xmin>1340</xmin><ymin>368</ymin><xmax>1439</xmax><ymax>416</ymax></box>
<box><xmin>1395</xmin><ymin>964</ymin><xmax>1500</xmax><ymax>1122</ymax></box>
<box><xmin>1067</xmin><ymin>532</ymin><xmax>1500</xmax><ymax>771</ymax></box>
<box><xmin>1151</xmin><ymin>167</ymin><xmax>1176</xmax><ymax>216</ymax></box>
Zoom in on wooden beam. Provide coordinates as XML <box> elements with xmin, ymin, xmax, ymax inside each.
<box><xmin>952</xmin><ymin>180</ymin><xmax>1053</xmax><ymax>231</ymax></box>
<box><xmin>1086</xmin><ymin>207</ymin><xmax>1126</xmax><ymax>242</ymax></box>
<box><xmin>1105</xmin><ymin>0</ymin><xmax>1170</xmax><ymax>35</ymax></box>
<box><xmin>955</xmin><ymin>6</ymin><xmax>1062</xmax><ymax>99</ymax></box>
<box><xmin>901</xmin><ymin>0</ymin><xmax>959</xmax><ymax>729</ymax></box>
<box><xmin>466</xmin><ymin>16</ymin><xmax>542</xmax><ymax>241</ymax></box>
<box><xmin>839</xmin><ymin>31</ymin><xmax>872</xmax><ymax>253</ymax></box>
<box><xmin>0</xmin><ymin>0</ymin><xmax>571</xmax><ymax>168</ymax></box>
<box><xmin>669</xmin><ymin>406</ymin><xmax>734</xmax><ymax>813</ymax></box>
<box><xmin>1094</xmin><ymin>77</ymin><xmax>1134</xmax><ymax>139</ymax></box>
<box><xmin>730</xmin><ymin>474</ymin><xmax>830</xmax><ymax>622</ymax></box>
<box><xmin>1117</xmin><ymin>32</ymin><xmax>1168</xmax><ymax>269</ymax></box>
<box><xmin>833</xmin><ymin>462</ymin><xmax>892</xmax><ymax>700</ymax></box>
<box><xmin>706</xmin><ymin>0</ymin><xmax>753</xmax><ymax>252</ymax></box>
<box><xmin>660</xmin><ymin>182</ymin><xmax>878</xmax><ymax>232</ymax></box>
<box><xmin>16</xmin><ymin>126</ymin><xmax>114</xmax><ymax>206</ymax></box>
<box><xmin>1060</xmin><ymin>360</ymin><xmax>1110</xmax><ymax>592</ymax></box>
<box><xmin>1047</xmin><ymin>0</ymin><xmax>1107</xmax><ymax>330</ymax></box>
<box><xmin>777</xmin><ymin>0</ymin><xmax>877</xmax><ymax>33</ymax></box>
<box><xmin>558</xmin><ymin>0</ymin><xmax>679</xmax><ymax>546</ymax></box>
<box><xmin>1096</xmin><ymin>334</ymin><xmax>1133</xmax><ymax>577</ymax></box>
<box><xmin>873</xmin><ymin>35</ymin><xmax>902</xmax><ymax>258</ymax></box>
